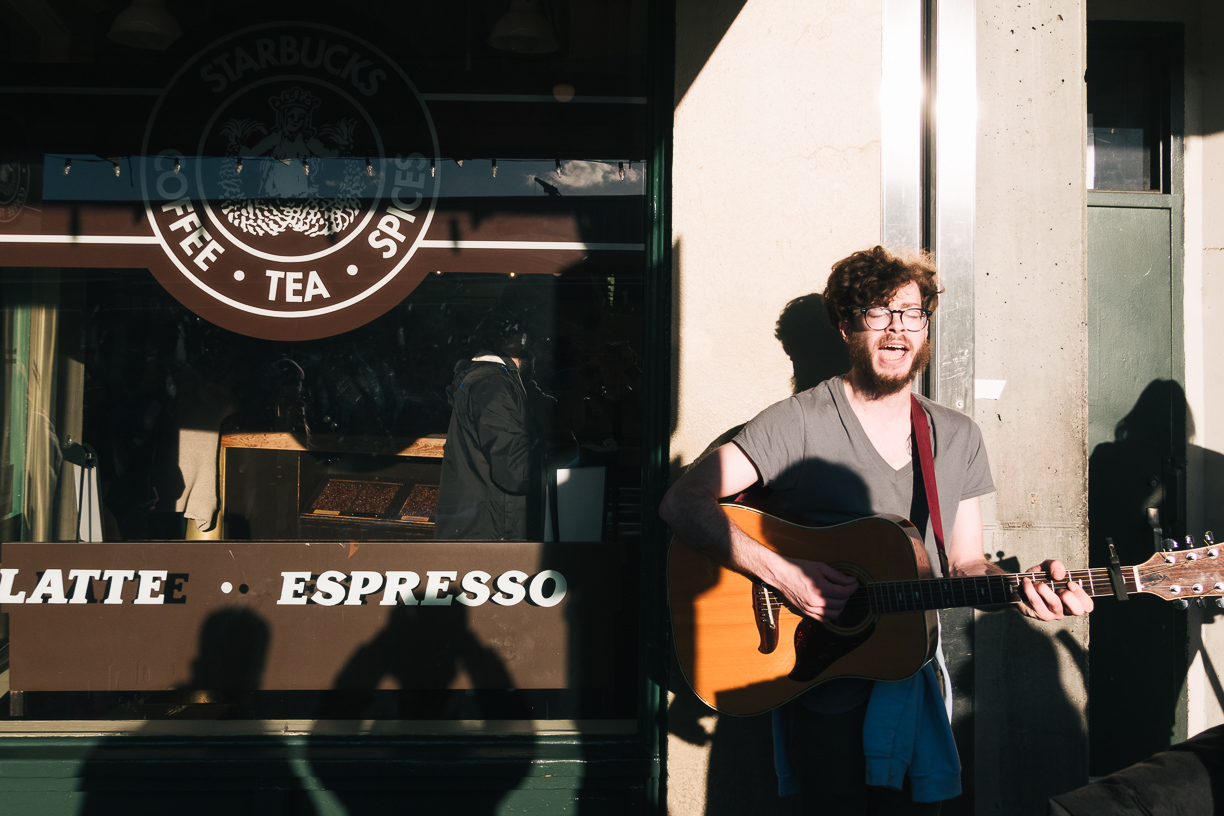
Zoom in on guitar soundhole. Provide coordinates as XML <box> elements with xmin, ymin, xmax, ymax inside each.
<box><xmin>790</xmin><ymin>613</ymin><xmax>877</xmax><ymax>682</ymax></box>
<box><xmin>823</xmin><ymin>561</ymin><xmax>873</xmax><ymax>635</ymax></box>
<box><xmin>787</xmin><ymin>561</ymin><xmax>877</xmax><ymax>683</ymax></box>
<box><xmin>831</xmin><ymin>599</ymin><xmax>869</xmax><ymax>630</ymax></box>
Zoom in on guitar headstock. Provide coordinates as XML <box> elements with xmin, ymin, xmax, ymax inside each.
<box><xmin>1135</xmin><ymin>534</ymin><xmax>1224</xmax><ymax>605</ymax></box>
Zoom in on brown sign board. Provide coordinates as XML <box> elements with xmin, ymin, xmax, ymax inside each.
<box><xmin>3</xmin><ymin>540</ymin><xmax>625</xmax><ymax>694</ymax></box>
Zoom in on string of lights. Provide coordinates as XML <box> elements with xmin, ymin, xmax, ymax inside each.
<box><xmin>46</xmin><ymin>154</ymin><xmax>640</xmax><ymax>180</ymax></box>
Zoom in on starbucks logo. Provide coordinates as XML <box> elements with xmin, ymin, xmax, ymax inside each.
<box><xmin>215</xmin><ymin>85</ymin><xmax>364</xmax><ymax>240</ymax></box>
<box><xmin>141</xmin><ymin>23</ymin><xmax>439</xmax><ymax>340</ymax></box>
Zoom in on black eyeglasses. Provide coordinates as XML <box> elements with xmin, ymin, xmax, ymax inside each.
<box><xmin>859</xmin><ymin>307</ymin><xmax>930</xmax><ymax>331</ymax></box>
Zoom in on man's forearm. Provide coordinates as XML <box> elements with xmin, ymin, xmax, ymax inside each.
<box><xmin>659</xmin><ymin>479</ymin><xmax>767</xmax><ymax>577</ymax></box>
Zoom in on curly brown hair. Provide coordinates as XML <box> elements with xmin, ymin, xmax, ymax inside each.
<box><xmin>821</xmin><ymin>246</ymin><xmax>942</xmax><ymax>328</ymax></box>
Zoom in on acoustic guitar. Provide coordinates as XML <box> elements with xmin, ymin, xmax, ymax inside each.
<box><xmin>669</xmin><ymin>503</ymin><xmax>1219</xmax><ymax>716</ymax></box>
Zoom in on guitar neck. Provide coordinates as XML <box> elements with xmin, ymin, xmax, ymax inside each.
<box><xmin>866</xmin><ymin>566</ymin><xmax>1139</xmax><ymax>613</ymax></box>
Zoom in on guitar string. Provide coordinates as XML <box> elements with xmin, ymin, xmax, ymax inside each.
<box><xmin>770</xmin><ymin>563</ymin><xmax>1206</xmax><ymax>617</ymax></box>
<box><xmin>843</xmin><ymin>568</ymin><xmax>1147</xmax><ymax>614</ymax></box>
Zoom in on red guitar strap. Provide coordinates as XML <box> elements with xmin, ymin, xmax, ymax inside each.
<box><xmin>910</xmin><ymin>392</ymin><xmax>949</xmax><ymax>577</ymax></box>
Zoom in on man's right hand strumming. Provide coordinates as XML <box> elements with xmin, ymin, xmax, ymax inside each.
<box><xmin>760</xmin><ymin>556</ymin><xmax>860</xmax><ymax>623</ymax></box>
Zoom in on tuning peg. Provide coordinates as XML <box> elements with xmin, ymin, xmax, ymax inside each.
<box><xmin>1174</xmin><ymin>599</ymin><xmax>1189</xmax><ymax>610</ymax></box>
<box><xmin>1214</xmin><ymin>598</ymin><xmax>1224</xmax><ymax>610</ymax></box>
<box><xmin>1187</xmin><ymin>535</ymin><xmax>1196</xmax><ymax>548</ymax></box>
<box><xmin>1164</xmin><ymin>538</ymin><xmax>1180</xmax><ymax>551</ymax></box>
<box><xmin>1206</xmin><ymin>531</ymin><xmax>1215</xmax><ymax>546</ymax></box>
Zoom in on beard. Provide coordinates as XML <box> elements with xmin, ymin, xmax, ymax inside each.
<box><xmin>847</xmin><ymin>331</ymin><xmax>932</xmax><ymax>397</ymax></box>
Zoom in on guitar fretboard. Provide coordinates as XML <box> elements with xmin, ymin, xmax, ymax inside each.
<box><xmin>857</xmin><ymin>567</ymin><xmax>1140</xmax><ymax>614</ymax></box>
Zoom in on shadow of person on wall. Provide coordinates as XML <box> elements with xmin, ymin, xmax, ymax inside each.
<box><xmin>774</xmin><ymin>293</ymin><xmax>851</xmax><ymax>395</ymax></box>
<box><xmin>77</xmin><ymin>608</ymin><xmax>319</xmax><ymax>815</ymax></box>
<box><xmin>955</xmin><ymin>605</ymin><xmax>1090</xmax><ymax>815</ymax></box>
<box><xmin>310</xmin><ymin>598</ymin><xmax>525</xmax><ymax>721</ymax></box>
<box><xmin>1085</xmin><ymin>379</ymin><xmax>1222</xmax><ymax>777</ymax></box>
<box><xmin>306</xmin><ymin>600</ymin><xmax>532</xmax><ymax>815</ymax></box>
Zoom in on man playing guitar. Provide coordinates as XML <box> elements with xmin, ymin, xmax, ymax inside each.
<box><xmin>659</xmin><ymin>245</ymin><xmax>1093</xmax><ymax>814</ymax></box>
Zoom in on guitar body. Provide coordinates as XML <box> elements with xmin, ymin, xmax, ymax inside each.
<box><xmin>669</xmin><ymin>505</ymin><xmax>939</xmax><ymax>716</ymax></box>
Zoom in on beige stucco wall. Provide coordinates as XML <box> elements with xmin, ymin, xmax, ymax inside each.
<box><xmin>668</xmin><ymin>1</ymin><xmax>882</xmax><ymax>813</ymax></box>
<box><xmin>670</xmin><ymin>0</ymin><xmax>882</xmax><ymax>467</ymax></box>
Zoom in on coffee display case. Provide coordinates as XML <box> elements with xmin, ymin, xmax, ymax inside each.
<box><xmin>219</xmin><ymin>433</ymin><xmax>445</xmax><ymax>541</ymax></box>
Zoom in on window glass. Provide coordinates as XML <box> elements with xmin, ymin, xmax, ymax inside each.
<box><xmin>0</xmin><ymin>0</ymin><xmax>650</xmax><ymax>733</ymax></box>
<box><xmin>1087</xmin><ymin>25</ymin><xmax>1174</xmax><ymax>192</ymax></box>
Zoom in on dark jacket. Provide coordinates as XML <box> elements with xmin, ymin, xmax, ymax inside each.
<box><xmin>434</xmin><ymin>355</ymin><xmax>545</xmax><ymax>540</ymax></box>
<box><xmin>1048</xmin><ymin>724</ymin><xmax>1224</xmax><ymax>815</ymax></box>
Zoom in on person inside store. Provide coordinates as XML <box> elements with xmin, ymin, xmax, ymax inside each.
<box><xmin>658</xmin><ymin>245</ymin><xmax>1094</xmax><ymax>814</ymax></box>
<box><xmin>435</xmin><ymin>288</ymin><xmax>553</xmax><ymax>541</ymax></box>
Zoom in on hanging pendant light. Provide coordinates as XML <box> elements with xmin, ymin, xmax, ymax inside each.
<box><xmin>488</xmin><ymin>0</ymin><xmax>559</xmax><ymax>55</ymax></box>
<box><xmin>108</xmin><ymin>0</ymin><xmax>182</xmax><ymax>51</ymax></box>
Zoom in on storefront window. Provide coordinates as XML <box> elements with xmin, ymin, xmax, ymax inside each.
<box><xmin>0</xmin><ymin>1</ymin><xmax>652</xmax><ymax>734</ymax></box>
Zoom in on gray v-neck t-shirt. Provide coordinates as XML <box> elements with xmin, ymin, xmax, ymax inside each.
<box><xmin>732</xmin><ymin>376</ymin><xmax>995</xmax><ymax>711</ymax></box>
<box><xmin>734</xmin><ymin>375</ymin><xmax>994</xmax><ymax>558</ymax></box>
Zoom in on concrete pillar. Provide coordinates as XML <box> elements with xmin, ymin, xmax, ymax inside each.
<box><xmin>974</xmin><ymin>1</ymin><xmax>1091</xmax><ymax>810</ymax></box>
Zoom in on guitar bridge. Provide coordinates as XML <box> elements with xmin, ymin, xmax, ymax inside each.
<box><xmin>753</xmin><ymin>582</ymin><xmax>781</xmax><ymax>654</ymax></box>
